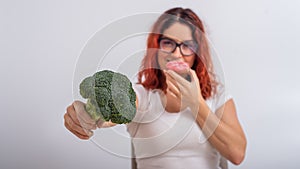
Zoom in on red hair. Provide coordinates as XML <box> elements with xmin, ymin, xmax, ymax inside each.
<box><xmin>138</xmin><ymin>7</ymin><xmax>218</xmax><ymax>100</ymax></box>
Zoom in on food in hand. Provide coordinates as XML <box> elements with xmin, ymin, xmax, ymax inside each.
<box><xmin>79</xmin><ymin>70</ymin><xmax>136</xmax><ymax>124</ymax></box>
<box><xmin>166</xmin><ymin>60</ymin><xmax>190</xmax><ymax>81</ymax></box>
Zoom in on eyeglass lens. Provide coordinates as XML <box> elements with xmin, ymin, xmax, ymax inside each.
<box><xmin>159</xmin><ymin>38</ymin><xmax>197</xmax><ymax>56</ymax></box>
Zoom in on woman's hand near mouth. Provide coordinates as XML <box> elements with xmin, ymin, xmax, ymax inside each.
<box><xmin>166</xmin><ymin>60</ymin><xmax>190</xmax><ymax>80</ymax></box>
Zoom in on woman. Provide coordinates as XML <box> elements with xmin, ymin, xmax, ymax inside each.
<box><xmin>64</xmin><ymin>7</ymin><xmax>247</xmax><ymax>169</ymax></box>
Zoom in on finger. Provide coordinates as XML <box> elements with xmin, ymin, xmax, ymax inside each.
<box><xmin>189</xmin><ymin>69</ymin><xmax>199</xmax><ymax>83</ymax></box>
<box><xmin>66</xmin><ymin>105</ymin><xmax>85</xmax><ymax>129</ymax></box>
<box><xmin>65</xmin><ymin>112</ymin><xmax>93</xmax><ymax>136</ymax></box>
<box><xmin>166</xmin><ymin>79</ymin><xmax>181</xmax><ymax>98</ymax></box>
<box><xmin>102</xmin><ymin>121</ymin><xmax>117</xmax><ymax>128</ymax></box>
<box><xmin>97</xmin><ymin>119</ymin><xmax>117</xmax><ymax>128</ymax></box>
<box><xmin>165</xmin><ymin>72</ymin><xmax>180</xmax><ymax>88</ymax></box>
<box><xmin>68</xmin><ymin>105</ymin><xmax>97</xmax><ymax>130</ymax></box>
<box><xmin>166</xmin><ymin>70</ymin><xmax>189</xmax><ymax>87</ymax></box>
<box><xmin>188</xmin><ymin>70</ymin><xmax>201</xmax><ymax>90</ymax></box>
<box><xmin>165</xmin><ymin>74</ymin><xmax>180</xmax><ymax>91</ymax></box>
<box><xmin>73</xmin><ymin>101</ymin><xmax>96</xmax><ymax>126</ymax></box>
<box><xmin>64</xmin><ymin>113</ymin><xmax>93</xmax><ymax>138</ymax></box>
<box><xmin>166</xmin><ymin>70</ymin><xmax>190</xmax><ymax>94</ymax></box>
<box><xmin>97</xmin><ymin>119</ymin><xmax>105</xmax><ymax>128</ymax></box>
<box><xmin>167</xmin><ymin>87</ymin><xmax>180</xmax><ymax>99</ymax></box>
<box><xmin>65</xmin><ymin>119</ymin><xmax>90</xmax><ymax>140</ymax></box>
<box><xmin>165</xmin><ymin>72</ymin><xmax>183</xmax><ymax>96</ymax></box>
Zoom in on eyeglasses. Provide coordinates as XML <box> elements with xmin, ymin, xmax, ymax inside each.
<box><xmin>158</xmin><ymin>37</ymin><xmax>198</xmax><ymax>56</ymax></box>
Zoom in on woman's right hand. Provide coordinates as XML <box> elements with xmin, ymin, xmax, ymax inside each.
<box><xmin>64</xmin><ymin>101</ymin><xmax>117</xmax><ymax>140</ymax></box>
<box><xmin>64</xmin><ymin>101</ymin><xmax>97</xmax><ymax>140</ymax></box>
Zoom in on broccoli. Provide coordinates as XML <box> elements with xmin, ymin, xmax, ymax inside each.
<box><xmin>79</xmin><ymin>70</ymin><xmax>136</xmax><ymax>124</ymax></box>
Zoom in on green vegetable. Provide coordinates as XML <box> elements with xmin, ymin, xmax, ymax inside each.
<box><xmin>79</xmin><ymin>70</ymin><xmax>136</xmax><ymax>124</ymax></box>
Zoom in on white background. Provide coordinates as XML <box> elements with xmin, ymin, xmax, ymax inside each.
<box><xmin>1</xmin><ymin>0</ymin><xmax>300</xmax><ymax>169</ymax></box>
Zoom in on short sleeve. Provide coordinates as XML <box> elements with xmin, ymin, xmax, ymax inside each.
<box><xmin>132</xmin><ymin>84</ymin><xmax>149</xmax><ymax>112</ymax></box>
<box><xmin>127</xmin><ymin>84</ymin><xmax>150</xmax><ymax>137</ymax></box>
<box><xmin>206</xmin><ymin>84</ymin><xmax>233</xmax><ymax>113</ymax></box>
<box><xmin>215</xmin><ymin>87</ymin><xmax>232</xmax><ymax>110</ymax></box>
<box><xmin>131</xmin><ymin>84</ymin><xmax>151</xmax><ymax>122</ymax></box>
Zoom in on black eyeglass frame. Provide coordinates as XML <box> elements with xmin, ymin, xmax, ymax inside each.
<box><xmin>158</xmin><ymin>37</ymin><xmax>198</xmax><ymax>56</ymax></box>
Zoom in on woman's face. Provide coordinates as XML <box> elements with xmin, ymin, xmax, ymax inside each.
<box><xmin>157</xmin><ymin>22</ymin><xmax>196</xmax><ymax>70</ymax></box>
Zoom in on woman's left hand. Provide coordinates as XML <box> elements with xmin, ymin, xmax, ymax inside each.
<box><xmin>165</xmin><ymin>69</ymin><xmax>204</xmax><ymax>113</ymax></box>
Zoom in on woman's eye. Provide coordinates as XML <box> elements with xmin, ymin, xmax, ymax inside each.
<box><xmin>162</xmin><ymin>40</ymin><xmax>173</xmax><ymax>46</ymax></box>
<box><xmin>182</xmin><ymin>44</ymin><xmax>189</xmax><ymax>49</ymax></box>
<box><xmin>184</xmin><ymin>41</ymin><xmax>197</xmax><ymax>50</ymax></box>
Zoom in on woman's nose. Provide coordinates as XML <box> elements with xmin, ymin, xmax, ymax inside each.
<box><xmin>172</xmin><ymin>46</ymin><xmax>183</xmax><ymax>58</ymax></box>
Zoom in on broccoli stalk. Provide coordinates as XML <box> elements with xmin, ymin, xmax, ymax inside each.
<box><xmin>79</xmin><ymin>70</ymin><xmax>136</xmax><ymax>124</ymax></box>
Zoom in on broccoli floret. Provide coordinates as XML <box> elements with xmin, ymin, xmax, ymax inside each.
<box><xmin>79</xmin><ymin>76</ymin><xmax>95</xmax><ymax>99</ymax></box>
<box><xmin>79</xmin><ymin>70</ymin><xmax>136</xmax><ymax>124</ymax></box>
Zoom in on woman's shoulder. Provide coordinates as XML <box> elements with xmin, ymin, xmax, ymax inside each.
<box><xmin>132</xmin><ymin>83</ymin><xmax>151</xmax><ymax>111</ymax></box>
<box><xmin>206</xmin><ymin>84</ymin><xmax>233</xmax><ymax>113</ymax></box>
<box><xmin>133</xmin><ymin>83</ymin><xmax>149</xmax><ymax>97</ymax></box>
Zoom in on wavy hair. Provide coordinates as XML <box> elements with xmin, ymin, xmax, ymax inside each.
<box><xmin>137</xmin><ymin>7</ymin><xmax>218</xmax><ymax>100</ymax></box>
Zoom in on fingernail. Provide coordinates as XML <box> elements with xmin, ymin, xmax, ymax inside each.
<box><xmin>88</xmin><ymin>131</ymin><xmax>93</xmax><ymax>137</ymax></box>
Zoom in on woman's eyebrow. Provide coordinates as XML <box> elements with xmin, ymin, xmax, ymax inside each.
<box><xmin>160</xmin><ymin>36</ymin><xmax>194</xmax><ymax>43</ymax></box>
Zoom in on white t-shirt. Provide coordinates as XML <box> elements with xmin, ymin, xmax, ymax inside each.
<box><xmin>127</xmin><ymin>84</ymin><xmax>232</xmax><ymax>169</ymax></box>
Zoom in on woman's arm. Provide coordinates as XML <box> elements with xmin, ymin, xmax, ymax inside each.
<box><xmin>195</xmin><ymin>98</ymin><xmax>247</xmax><ymax>165</ymax></box>
<box><xmin>64</xmin><ymin>101</ymin><xmax>97</xmax><ymax>139</ymax></box>
<box><xmin>64</xmin><ymin>101</ymin><xmax>117</xmax><ymax>139</ymax></box>
<box><xmin>165</xmin><ymin>70</ymin><xmax>247</xmax><ymax>165</ymax></box>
